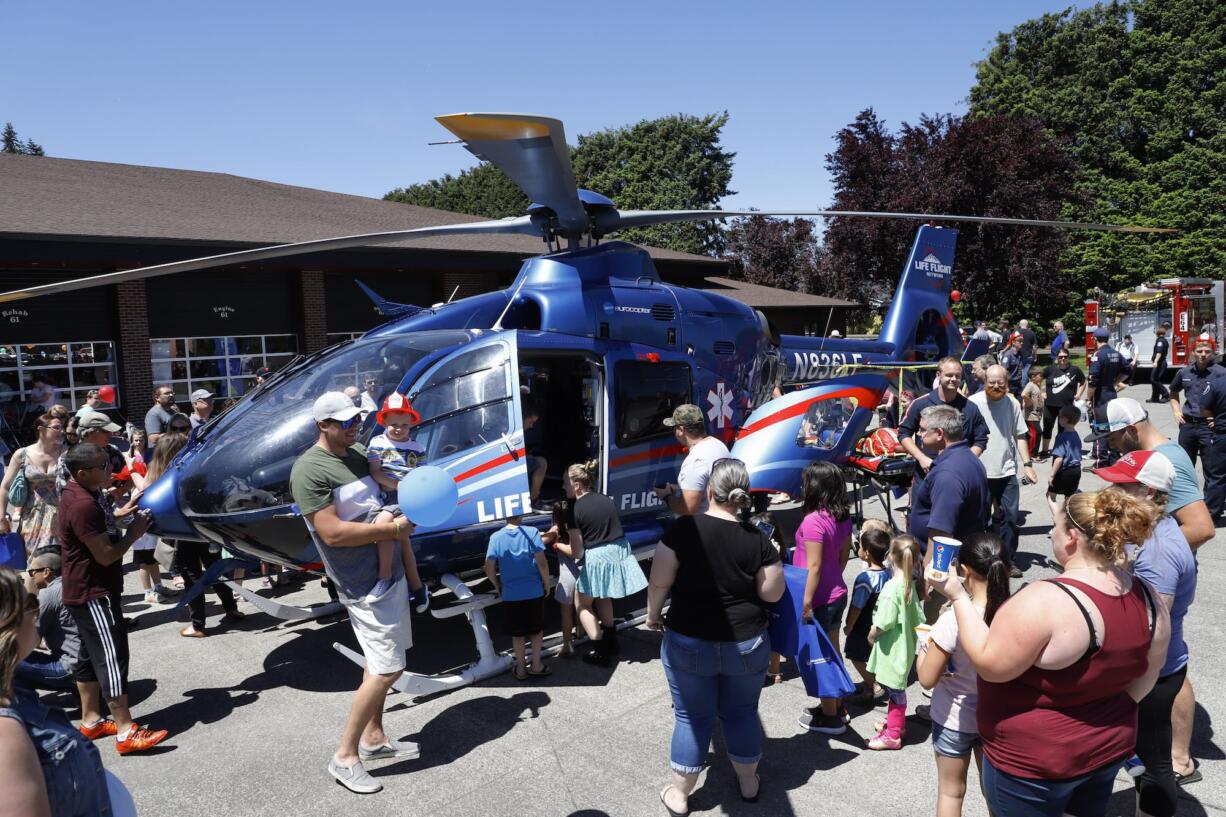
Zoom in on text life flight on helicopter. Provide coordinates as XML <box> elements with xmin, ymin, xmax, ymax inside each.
<box><xmin>0</xmin><ymin>113</ymin><xmax>1172</xmax><ymax>581</ymax></box>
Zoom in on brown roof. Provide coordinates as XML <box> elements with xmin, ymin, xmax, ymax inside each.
<box><xmin>698</xmin><ymin>276</ymin><xmax>859</xmax><ymax>308</ymax></box>
<box><xmin>0</xmin><ymin>153</ymin><xmax>718</xmax><ymax>265</ymax></box>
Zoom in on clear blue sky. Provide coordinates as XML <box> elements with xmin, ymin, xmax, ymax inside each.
<box><xmin>3</xmin><ymin>0</ymin><xmax>1089</xmax><ymax>213</ymax></box>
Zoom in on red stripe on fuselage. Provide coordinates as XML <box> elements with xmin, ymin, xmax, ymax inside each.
<box><xmin>736</xmin><ymin>386</ymin><xmax>883</xmax><ymax>441</ymax></box>
<box><xmin>609</xmin><ymin>443</ymin><xmax>687</xmax><ymax>469</ymax></box>
<box><xmin>453</xmin><ymin>447</ymin><xmax>527</xmax><ymax>483</ymax></box>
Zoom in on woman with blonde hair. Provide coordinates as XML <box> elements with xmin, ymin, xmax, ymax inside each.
<box><xmin>0</xmin><ymin>565</ymin><xmax>112</xmax><ymax>815</ymax></box>
<box><xmin>928</xmin><ymin>489</ymin><xmax>1171</xmax><ymax>817</ymax></box>
<box><xmin>563</xmin><ymin>460</ymin><xmax>647</xmax><ymax>667</ymax></box>
<box><xmin>122</xmin><ymin>433</ymin><xmax>188</xmax><ymax>604</ymax></box>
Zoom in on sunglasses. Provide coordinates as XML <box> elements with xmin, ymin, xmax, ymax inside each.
<box><xmin>25</xmin><ymin>567</ymin><xmax>48</xmax><ymax>577</ymax></box>
<box><xmin>329</xmin><ymin>416</ymin><xmax>362</xmax><ymax>429</ymax></box>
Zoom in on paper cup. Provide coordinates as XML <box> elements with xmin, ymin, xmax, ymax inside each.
<box><xmin>931</xmin><ymin>536</ymin><xmax>961</xmax><ymax>573</ymax></box>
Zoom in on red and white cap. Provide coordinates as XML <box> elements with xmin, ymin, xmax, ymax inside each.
<box><xmin>1195</xmin><ymin>333</ymin><xmax>1217</xmax><ymax>350</ymax></box>
<box><xmin>1092</xmin><ymin>449</ymin><xmax>1175</xmax><ymax>494</ymax></box>
<box><xmin>376</xmin><ymin>392</ymin><xmax>421</xmax><ymax>427</ymax></box>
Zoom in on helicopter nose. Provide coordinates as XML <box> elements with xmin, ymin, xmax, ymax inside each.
<box><xmin>138</xmin><ymin>464</ymin><xmax>201</xmax><ymax>539</ymax></box>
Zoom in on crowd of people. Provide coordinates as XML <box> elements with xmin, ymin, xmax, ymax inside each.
<box><xmin>0</xmin><ymin>318</ymin><xmax>1219</xmax><ymax>816</ymax></box>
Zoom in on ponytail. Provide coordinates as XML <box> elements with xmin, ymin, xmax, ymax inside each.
<box><xmin>958</xmin><ymin>532</ymin><xmax>1013</xmax><ymax>625</ymax></box>
<box><xmin>889</xmin><ymin>534</ymin><xmax>920</xmax><ymax>604</ymax></box>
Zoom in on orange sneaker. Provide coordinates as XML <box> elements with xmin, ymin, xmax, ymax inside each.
<box><xmin>115</xmin><ymin>726</ymin><xmax>169</xmax><ymax>755</ymax></box>
<box><xmin>79</xmin><ymin>719</ymin><xmax>118</xmax><ymax>740</ymax></box>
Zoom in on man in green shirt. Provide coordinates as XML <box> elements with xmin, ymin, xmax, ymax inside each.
<box><xmin>289</xmin><ymin>391</ymin><xmax>417</xmax><ymax>794</ymax></box>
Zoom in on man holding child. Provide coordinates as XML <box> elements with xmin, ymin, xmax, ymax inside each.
<box><xmin>289</xmin><ymin>391</ymin><xmax>420</xmax><ymax>795</ymax></box>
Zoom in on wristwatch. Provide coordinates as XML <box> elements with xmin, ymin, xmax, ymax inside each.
<box><xmin>1023</xmin><ymin>460</ymin><xmax>1033</xmax><ymax>467</ymax></box>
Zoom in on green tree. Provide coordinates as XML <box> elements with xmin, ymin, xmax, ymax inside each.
<box><xmin>386</xmin><ymin>113</ymin><xmax>736</xmax><ymax>256</ymax></box>
<box><xmin>969</xmin><ymin>0</ymin><xmax>1225</xmax><ymax>332</ymax></box>
<box><xmin>384</xmin><ymin>161</ymin><xmax>527</xmax><ymax>219</ymax></box>
<box><xmin>2</xmin><ymin>122</ymin><xmax>44</xmax><ymax>156</ymax></box>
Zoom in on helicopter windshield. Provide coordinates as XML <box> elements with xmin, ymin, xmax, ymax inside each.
<box><xmin>180</xmin><ymin>331</ymin><xmax>470</xmax><ymax>516</ymax></box>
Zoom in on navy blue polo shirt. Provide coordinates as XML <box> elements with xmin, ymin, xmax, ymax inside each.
<box><xmin>897</xmin><ymin>388</ymin><xmax>990</xmax><ymax>457</ymax></box>
<box><xmin>1170</xmin><ymin>362</ymin><xmax>1226</xmax><ymax>417</ymax></box>
<box><xmin>908</xmin><ymin>441</ymin><xmax>990</xmax><ymax>551</ymax></box>
<box><xmin>1087</xmin><ymin>345</ymin><xmax>1124</xmax><ymax>407</ymax></box>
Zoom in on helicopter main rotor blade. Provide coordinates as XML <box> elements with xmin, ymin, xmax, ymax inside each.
<box><xmin>435</xmin><ymin>113</ymin><xmax>587</xmax><ymax>235</ymax></box>
<box><xmin>609</xmin><ymin>209</ymin><xmax>1178</xmax><ymax>234</ymax></box>
<box><xmin>0</xmin><ymin>217</ymin><xmax>538</xmax><ymax>303</ymax></box>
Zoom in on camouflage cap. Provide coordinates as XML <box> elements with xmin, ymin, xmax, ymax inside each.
<box><xmin>663</xmin><ymin>404</ymin><xmax>705</xmax><ymax>428</ymax></box>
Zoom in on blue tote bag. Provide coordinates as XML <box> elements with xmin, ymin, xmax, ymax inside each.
<box><xmin>767</xmin><ymin>563</ymin><xmax>856</xmax><ymax>699</ymax></box>
<box><xmin>0</xmin><ymin>532</ymin><xmax>26</xmax><ymax>571</ymax></box>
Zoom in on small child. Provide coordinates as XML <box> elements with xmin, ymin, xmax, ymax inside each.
<box><xmin>366</xmin><ymin>392</ymin><xmax>428</xmax><ymax>608</ymax></box>
<box><xmin>542</xmin><ymin>501</ymin><xmax>581</xmax><ymax>656</ymax></box>
<box><xmin>865</xmin><ymin>533</ymin><xmax>924</xmax><ymax>750</ymax></box>
<box><xmin>1022</xmin><ymin>369</ymin><xmax>1044</xmax><ymax>457</ymax></box>
<box><xmin>843</xmin><ymin>521</ymin><xmax>892</xmax><ymax>703</ymax></box>
<box><xmin>1047</xmin><ymin>404</ymin><xmax>1084</xmax><ymax>501</ymax></box>
<box><xmin>917</xmin><ymin>533</ymin><xmax>1011</xmax><ymax>817</ymax></box>
<box><xmin>484</xmin><ymin>514</ymin><xmax>551</xmax><ymax>680</ymax></box>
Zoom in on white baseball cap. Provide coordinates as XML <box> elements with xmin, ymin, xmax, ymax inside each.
<box><xmin>1085</xmin><ymin>397</ymin><xmax>1147</xmax><ymax>441</ymax></box>
<box><xmin>312</xmin><ymin>391</ymin><xmax>362</xmax><ymax>423</ymax></box>
<box><xmin>1092</xmin><ymin>449</ymin><xmax>1175</xmax><ymax>493</ymax></box>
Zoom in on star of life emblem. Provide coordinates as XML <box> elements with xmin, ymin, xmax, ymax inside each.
<box><xmin>707</xmin><ymin>382</ymin><xmax>734</xmax><ymax>429</ymax></box>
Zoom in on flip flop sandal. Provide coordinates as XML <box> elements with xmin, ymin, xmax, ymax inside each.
<box><xmin>527</xmin><ymin>665</ymin><xmax>552</xmax><ymax>677</ymax></box>
<box><xmin>513</xmin><ymin>667</ymin><xmax>529</xmax><ymax>681</ymax></box>
<box><xmin>1175</xmin><ymin>767</ymin><xmax>1203</xmax><ymax>787</ymax></box>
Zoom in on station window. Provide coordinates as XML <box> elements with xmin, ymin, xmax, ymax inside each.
<box><xmin>150</xmin><ymin>334</ymin><xmax>298</xmax><ymax>402</ymax></box>
<box><xmin>613</xmin><ymin>361</ymin><xmax>692</xmax><ymax>447</ymax></box>
<box><xmin>0</xmin><ymin>341</ymin><xmax>118</xmax><ymax>410</ymax></box>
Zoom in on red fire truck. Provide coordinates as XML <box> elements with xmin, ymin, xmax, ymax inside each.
<box><xmin>1085</xmin><ymin>278</ymin><xmax>1224</xmax><ymax>373</ymax></box>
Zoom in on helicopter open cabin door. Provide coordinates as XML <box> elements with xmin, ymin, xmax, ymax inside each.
<box><xmin>402</xmin><ymin>331</ymin><xmax>531</xmax><ymax>532</ymax></box>
<box><xmin>730</xmin><ymin>372</ymin><xmax>887</xmax><ymax>498</ymax></box>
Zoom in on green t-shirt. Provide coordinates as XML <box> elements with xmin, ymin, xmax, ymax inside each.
<box><xmin>866</xmin><ymin>575</ymin><xmax>924</xmax><ymax>690</ymax></box>
<box><xmin>289</xmin><ymin>443</ymin><xmax>372</xmax><ymax>516</ymax></box>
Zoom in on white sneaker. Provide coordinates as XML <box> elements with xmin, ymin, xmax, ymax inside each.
<box><xmin>327</xmin><ymin>758</ymin><xmax>382</xmax><ymax>794</ymax></box>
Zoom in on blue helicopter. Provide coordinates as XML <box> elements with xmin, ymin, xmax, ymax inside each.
<box><xmin>0</xmin><ymin>113</ymin><xmax>1165</xmax><ymax>583</ymax></box>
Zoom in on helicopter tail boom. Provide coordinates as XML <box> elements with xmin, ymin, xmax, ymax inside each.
<box><xmin>877</xmin><ymin>225</ymin><xmax>963</xmax><ymax>362</ymax></box>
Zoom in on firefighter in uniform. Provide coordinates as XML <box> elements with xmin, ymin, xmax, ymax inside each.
<box><xmin>1169</xmin><ymin>334</ymin><xmax>1226</xmax><ymax>468</ymax></box>
<box><xmin>1087</xmin><ymin>326</ymin><xmax>1124</xmax><ymax>467</ymax></box>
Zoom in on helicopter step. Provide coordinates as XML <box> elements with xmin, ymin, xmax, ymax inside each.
<box><xmin>222</xmin><ymin>579</ymin><xmax>343</xmax><ymax>621</ymax></box>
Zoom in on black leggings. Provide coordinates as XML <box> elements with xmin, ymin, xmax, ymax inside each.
<box><xmin>173</xmin><ymin>540</ymin><xmax>238</xmax><ymax>631</ymax></box>
<box><xmin>1135</xmin><ymin>665</ymin><xmax>1187</xmax><ymax>817</ymax></box>
<box><xmin>1040</xmin><ymin>404</ymin><xmax>1065</xmax><ymax>449</ymax></box>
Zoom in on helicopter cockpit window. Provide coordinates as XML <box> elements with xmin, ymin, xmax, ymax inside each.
<box><xmin>614</xmin><ymin>361</ymin><xmax>692</xmax><ymax>447</ymax></box>
<box><xmin>409</xmin><ymin>343</ymin><xmax>515</xmax><ymax>461</ymax></box>
<box><xmin>178</xmin><ymin>331</ymin><xmax>469</xmax><ymax>515</ymax></box>
<box><xmin>797</xmin><ymin>396</ymin><xmax>858</xmax><ymax>450</ymax></box>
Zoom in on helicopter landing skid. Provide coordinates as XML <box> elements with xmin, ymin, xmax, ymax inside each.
<box><xmin>333</xmin><ymin>572</ymin><xmax>512</xmax><ymax>703</ymax></box>
<box><xmin>222</xmin><ymin>580</ymin><xmax>343</xmax><ymax>621</ymax></box>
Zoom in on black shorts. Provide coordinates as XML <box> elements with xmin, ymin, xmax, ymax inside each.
<box><xmin>67</xmin><ymin>594</ymin><xmax>129</xmax><ymax>699</ymax></box>
<box><xmin>132</xmin><ymin>548</ymin><xmax>158</xmax><ymax>566</ymax></box>
<box><xmin>502</xmin><ymin>595</ymin><xmax>545</xmax><ymax>638</ymax></box>
<box><xmin>1050</xmin><ymin>467</ymin><xmax>1082</xmax><ymax>497</ymax></box>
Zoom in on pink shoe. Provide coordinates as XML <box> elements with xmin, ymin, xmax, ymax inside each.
<box><xmin>867</xmin><ymin>729</ymin><xmax>903</xmax><ymax>750</ymax></box>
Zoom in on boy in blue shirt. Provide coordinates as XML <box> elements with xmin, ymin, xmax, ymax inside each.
<box><xmin>366</xmin><ymin>392</ymin><xmax>428</xmax><ymax>608</ymax></box>
<box><xmin>484</xmin><ymin>515</ymin><xmax>551</xmax><ymax>680</ymax></box>
<box><xmin>1047</xmin><ymin>405</ymin><xmax>1083</xmax><ymax>500</ymax></box>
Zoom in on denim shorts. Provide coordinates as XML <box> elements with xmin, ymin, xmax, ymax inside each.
<box><xmin>931</xmin><ymin>722</ymin><xmax>981</xmax><ymax>758</ymax></box>
<box><xmin>812</xmin><ymin>595</ymin><xmax>848</xmax><ymax>633</ymax></box>
<box><xmin>982</xmin><ymin>754</ymin><xmax>1121</xmax><ymax>817</ymax></box>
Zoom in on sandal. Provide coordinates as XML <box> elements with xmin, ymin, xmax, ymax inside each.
<box><xmin>739</xmin><ymin>773</ymin><xmax>761</xmax><ymax>803</ymax></box>
<box><xmin>513</xmin><ymin>667</ymin><xmax>529</xmax><ymax>681</ymax></box>
<box><xmin>1175</xmin><ymin>766</ymin><xmax>1203</xmax><ymax>787</ymax></box>
<box><xmin>659</xmin><ymin>785</ymin><xmax>689</xmax><ymax>817</ymax></box>
<box><xmin>527</xmin><ymin>664</ymin><xmax>552</xmax><ymax>677</ymax></box>
<box><xmin>763</xmin><ymin>672</ymin><xmax>783</xmax><ymax>687</ymax></box>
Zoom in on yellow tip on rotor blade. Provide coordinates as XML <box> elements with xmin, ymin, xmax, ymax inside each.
<box><xmin>435</xmin><ymin>113</ymin><xmax>555</xmax><ymax>142</ymax></box>
<box><xmin>0</xmin><ymin>291</ymin><xmax>31</xmax><ymax>303</ymax></box>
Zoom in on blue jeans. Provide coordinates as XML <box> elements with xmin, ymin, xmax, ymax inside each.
<box><xmin>982</xmin><ymin>754</ymin><xmax>1121</xmax><ymax>817</ymax></box>
<box><xmin>15</xmin><ymin>654</ymin><xmax>74</xmax><ymax>691</ymax></box>
<box><xmin>661</xmin><ymin>629</ymin><xmax>771</xmax><ymax>774</ymax></box>
<box><xmin>987</xmin><ymin>476</ymin><xmax>1020</xmax><ymax>558</ymax></box>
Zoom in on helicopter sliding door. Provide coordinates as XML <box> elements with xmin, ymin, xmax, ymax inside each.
<box><xmin>404</xmin><ymin>331</ymin><xmax>531</xmax><ymax>532</ymax></box>
<box><xmin>730</xmin><ymin>372</ymin><xmax>887</xmax><ymax>498</ymax></box>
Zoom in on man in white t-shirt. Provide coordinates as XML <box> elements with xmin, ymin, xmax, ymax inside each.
<box><xmin>652</xmin><ymin>404</ymin><xmax>729</xmax><ymax>515</ymax></box>
<box><xmin>968</xmin><ymin>365</ymin><xmax>1037</xmax><ymax>576</ymax></box>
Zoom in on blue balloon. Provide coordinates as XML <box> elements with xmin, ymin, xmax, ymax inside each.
<box><xmin>397</xmin><ymin>466</ymin><xmax>459</xmax><ymax>528</ymax></box>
